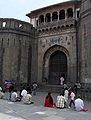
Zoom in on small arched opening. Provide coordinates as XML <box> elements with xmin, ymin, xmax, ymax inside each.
<box><xmin>39</xmin><ymin>15</ymin><xmax>44</xmax><ymax>24</ymax></box>
<box><xmin>67</xmin><ymin>8</ymin><xmax>73</xmax><ymax>18</ymax></box>
<box><xmin>45</xmin><ymin>13</ymin><xmax>51</xmax><ymax>22</ymax></box>
<box><xmin>59</xmin><ymin>10</ymin><xmax>65</xmax><ymax>20</ymax></box>
<box><xmin>52</xmin><ymin>11</ymin><xmax>58</xmax><ymax>21</ymax></box>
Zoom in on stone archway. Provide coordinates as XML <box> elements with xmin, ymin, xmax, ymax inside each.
<box><xmin>49</xmin><ymin>50</ymin><xmax>67</xmax><ymax>85</ymax></box>
<box><xmin>42</xmin><ymin>45</ymin><xmax>69</xmax><ymax>85</ymax></box>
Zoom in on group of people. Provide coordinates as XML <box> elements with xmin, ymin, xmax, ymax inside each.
<box><xmin>44</xmin><ymin>88</ymin><xmax>87</xmax><ymax>112</ymax></box>
<box><xmin>0</xmin><ymin>87</ymin><xmax>34</xmax><ymax>104</ymax></box>
<box><xmin>0</xmin><ymin>80</ymin><xmax>88</xmax><ymax>112</ymax></box>
<box><xmin>10</xmin><ymin>82</ymin><xmax>38</xmax><ymax>104</ymax></box>
<box><xmin>0</xmin><ymin>82</ymin><xmax>38</xmax><ymax>104</ymax></box>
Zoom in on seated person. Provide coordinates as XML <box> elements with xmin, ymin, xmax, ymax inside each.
<box><xmin>0</xmin><ymin>89</ymin><xmax>4</xmax><ymax>99</ymax></box>
<box><xmin>56</xmin><ymin>92</ymin><xmax>66</xmax><ymax>108</ymax></box>
<box><xmin>11</xmin><ymin>90</ymin><xmax>19</xmax><ymax>102</ymax></box>
<box><xmin>74</xmin><ymin>95</ymin><xmax>84</xmax><ymax>111</ymax></box>
<box><xmin>0</xmin><ymin>86</ymin><xmax>2</xmax><ymax>91</ymax></box>
<box><xmin>44</xmin><ymin>92</ymin><xmax>55</xmax><ymax>107</ymax></box>
<box><xmin>21</xmin><ymin>88</ymin><xmax>27</xmax><ymax>97</ymax></box>
<box><xmin>22</xmin><ymin>91</ymin><xmax>33</xmax><ymax>104</ymax></box>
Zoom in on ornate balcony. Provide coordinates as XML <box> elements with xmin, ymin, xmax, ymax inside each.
<box><xmin>36</xmin><ymin>18</ymin><xmax>76</xmax><ymax>30</ymax></box>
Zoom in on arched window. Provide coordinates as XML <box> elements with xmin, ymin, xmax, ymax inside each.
<box><xmin>36</xmin><ymin>20</ymin><xmax>38</xmax><ymax>26</ymax></box>
<box><xmin>45</xmin><ymin>13</ymin><xmax>51</xmax><ymax>22</ymax></box>
<box><xmin>39</xmin><ymin>15</ymin><xmax>44</xmax><ymax>24</ymax></box>
<box><xmin>67</xmin><ymin>8</ymin><xmax>73</xmax><ymax>18</ymax></box>
<box><xmin>77</xmin><ymin>10</ymin><xmax>80</xmax><ymax>18</ymax></box>
<box><xmin>59</xmin><ymin>10</ymin><xmax>65</xmax><ymax>20</ymax></box>
<box><xmin>52</xmin><ymin>12</ymin><xmax>58</xmax><ymax>21</ymax></box>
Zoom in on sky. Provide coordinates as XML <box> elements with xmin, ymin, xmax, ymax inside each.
<box><xmin>0</xmin><ymin>0</ymin><xmax>69</xmax><ymax>22</ymax></box>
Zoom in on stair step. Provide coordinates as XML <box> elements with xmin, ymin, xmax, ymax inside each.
<box><xmin>37</xmin><ymin>84</ymin><xmax>64</xmax><ymax>93</ymax></box>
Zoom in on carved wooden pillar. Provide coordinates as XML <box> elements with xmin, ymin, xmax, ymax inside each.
<box><xmin>65</xmin><ymin>9</ymin><xmax>67</xmax><ymax>20</ymax></box>
<box><xmin>58</xmin><ymin>11</ymin><xmax>59</xmax><ymax>21</ymax></box>
<box><xmin>51</xmin><ymin>13</ymin><xmax>52</xmax><ymax>22</ymax></box>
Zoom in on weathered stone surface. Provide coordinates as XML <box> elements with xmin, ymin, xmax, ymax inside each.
<box><xmin>0</xmin><ymin>0</ymin><xmax>91</xmax><ymax>90</ymax></box>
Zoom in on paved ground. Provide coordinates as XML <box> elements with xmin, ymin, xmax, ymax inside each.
<box><xmin>0</xmin><ymin>92</ymin><xmax>91</xmax><ymax>120</ymax></box>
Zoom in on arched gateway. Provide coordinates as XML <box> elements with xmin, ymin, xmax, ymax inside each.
<box><xmin>49</xmin><ymin>51</ymin><xmax>67</xmax><ymax>84</ymax></box>
<box><xmin>42</xmin><ymin>45</ymin><xmax>69</xmax><ymax>85</ymax></box>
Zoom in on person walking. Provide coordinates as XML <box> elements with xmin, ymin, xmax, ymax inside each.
<box><xmin>64</xmin><ymin>88</ymin><xmax>70</xmax><ymax>108</ymax></box>
<box><xmin>60</xmin><ymin>76</ymin><xmax>64</xmax><ymax>85</ymax></box>
<box><xmin>32</xmin><ymin>82</ymin><xmax>37</xmax><ymax>95</ymax></box>
<box><xmin>74</xmin><ymin>81</ymin><xmax>81</xmax><ymax>95</ymax></box>
<box><xmin>69</xmin><ymin>89</ymin><xmax>75</xmax><ymax>108</ymax></box>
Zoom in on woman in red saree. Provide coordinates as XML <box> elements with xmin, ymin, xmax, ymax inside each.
<box><xmin>44</xmin><ymin>92</ymin><xmax>55</xmax><ymax>107</ymax></box>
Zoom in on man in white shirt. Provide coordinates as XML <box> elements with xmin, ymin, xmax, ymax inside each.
<box><xmin>75</xmin><ymin>95</ymin><xmax>84</xmax><ymax>111</ymax></box>
<box><xmin>22</xmin><ymin>91</ymin><xmax>33</xmax><ymax>104</ymax></box>
<box><xmin>11</xmin><ymin>90</ymin><xmax>18</xmax><ymax>102</ymax></box>
<box><xmin>21</xmin><ymin>89</ymin><xmax>27</xmax><ymax>97</ymax></box>
<box><xmin>60</xmin><ymin>77</ymin><xmax>64</xmax><ymax>85</ymax></box>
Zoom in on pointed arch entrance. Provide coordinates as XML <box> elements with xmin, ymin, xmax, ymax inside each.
<box><xmin>49</xmin><ymin>50</ymin><xmax>67</xmax><ymax>84</ymax></box>
<box><xmin>42</xmin><ymin>45</ymin><xmax>69</xmax><ymax>85</ymax></box>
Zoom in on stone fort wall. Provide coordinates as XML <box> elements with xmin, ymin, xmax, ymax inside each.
<box><xmin>0</xmin><ymin>18</ymin><xmax>35</xmax><ymax>88</ymax></box>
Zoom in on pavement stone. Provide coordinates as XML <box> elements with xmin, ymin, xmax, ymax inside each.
<box><xmin>0</xmin><ymin>92</ymin><xmax>91</xmax><ymax>120</ymax></box>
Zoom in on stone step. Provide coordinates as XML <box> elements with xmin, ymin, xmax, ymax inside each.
<box><xmin>37</xmin><ymin>84</ymin><xmax>64</xmax><ymax>93</ymax></box>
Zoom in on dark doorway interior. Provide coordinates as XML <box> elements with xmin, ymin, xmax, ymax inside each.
<box><xmin>48</xmin><ymin>51</ymin><xmax>67</xmax><ymax>85</ymax></box>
